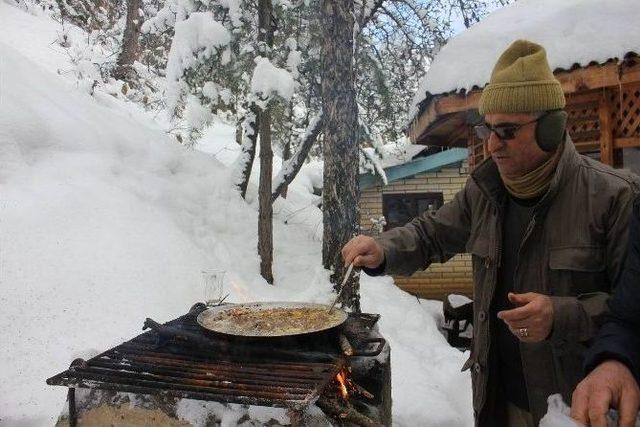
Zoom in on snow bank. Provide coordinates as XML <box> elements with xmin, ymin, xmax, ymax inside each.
<box><xmin>0</xmin><ymin>40</ymin><xmax>327</xmax><ymax>425</ymax></box>
<box><xmin>0</xmin><ymin>1</ymin><xmax>84</xmax><ymax>74</ymax></box>
<box><xmin>361</xmin><ymin>275</ymin><xmax>473</xmax><ymax>427</ymax></box>
<box><xmin>410</xmin><ymin>0</ymin><xmax>640</xmax><ymax>119</ymax></box>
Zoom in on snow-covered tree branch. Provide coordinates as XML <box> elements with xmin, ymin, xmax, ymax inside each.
<box><xmin>271</xmin><ymin>112</ymin><xmax>323</xmax><ymax>203</ymax></box>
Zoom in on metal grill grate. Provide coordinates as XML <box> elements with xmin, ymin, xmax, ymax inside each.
<box><xmin>47</xmin><ymin>307</ymin><xmax>348</xmax><ymax>408</ymax></box>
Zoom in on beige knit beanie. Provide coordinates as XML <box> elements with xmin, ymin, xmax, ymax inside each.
<box><xmin>478</xmin><ymin>40</ymin><xmax>565</xmax><ymax>114</ymax></box>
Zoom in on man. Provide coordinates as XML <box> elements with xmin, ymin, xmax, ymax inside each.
<box><xmin>342</xmin><ymin>40</ymin><xmax>639</xmax><ymax>426</ymax></box>
<box><xmin>571</xmin><ymin>199</ymin><xmax>640</xmax><ymax>427</ymax></box>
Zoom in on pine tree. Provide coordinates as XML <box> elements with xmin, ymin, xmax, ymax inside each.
<box><xmin>321</xmin><ymin>0</ymin><xmax>361</xmax><ymax>311</ymax></box>
<box><xmin>257</xmin><ymin>0</ymin><xmax>274</xmax><ymax>284</ymax></box>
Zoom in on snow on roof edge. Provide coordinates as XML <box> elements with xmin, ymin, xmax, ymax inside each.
<box><xmin>408</xmin><ymin>0</ymin><xmax>640</xmax><ymax>123</ymax></box>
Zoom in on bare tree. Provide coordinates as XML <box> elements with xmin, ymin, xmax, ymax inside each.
<box><xmin>113</xmin><ymin>0</ymin><xmax>142</xmax><ymax>81</ymax></box>
<box><xmin>321</xmin><ymin>0</ymin><xmax>360</xmax><ymax>311</ymax></box>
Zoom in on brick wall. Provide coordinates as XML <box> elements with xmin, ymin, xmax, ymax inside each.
<box><xmin>359</xmin><ymin>163</ymin><xmax>473</xmax><ymax>301</ymax></box>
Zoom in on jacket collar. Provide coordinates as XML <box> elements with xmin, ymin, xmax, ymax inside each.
<box><xmin>470</xmin><ymin>134</ymin><xmax>580</xmax><ymax>210</ymax></box>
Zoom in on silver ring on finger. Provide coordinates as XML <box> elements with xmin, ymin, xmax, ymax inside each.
<box><xmin>518</xmin><ymin>327</ymin><xmax>529</xmax><ymax>338</ymax></box>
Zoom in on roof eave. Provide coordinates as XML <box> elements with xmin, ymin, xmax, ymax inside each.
<box><xmin>359</xmin><ymin>147</ymin><xmax>469</xmax><ymax>190</ymax></box>
<box><xmin>409</xmin><ymin>56</ymin><xmax>640</xmax><ymax>145</ymax></box>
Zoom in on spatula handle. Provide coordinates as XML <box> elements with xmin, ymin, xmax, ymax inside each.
<box><xmin>328</xmin><ymin>262</ymin><xmax>355</xmax><ymax>313</ymax></box>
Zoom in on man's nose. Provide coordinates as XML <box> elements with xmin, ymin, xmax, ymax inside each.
<box><xmin>487</xmin><ymin>132</ymin><xmax>504</xmax><ymax>154</ymax></box>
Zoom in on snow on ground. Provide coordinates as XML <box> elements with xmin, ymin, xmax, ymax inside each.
<box><xmin>362</xmin><ymin>277</ymin><xmax>472</xmax><ymax>426</ymax></box>
<box><xmin>0</xmin><ymin>3</ymin><xmax>472</xmax><ymax>426</ymax></box>
<box><xmin>0</xmin><ymin>1</ymin><xmax>84</xmax><ymax>75</ymax></box>
<box><xmin>410</xmin><ymin>0</ymin><xmax>640</xmax><ymax>120</ymax></box>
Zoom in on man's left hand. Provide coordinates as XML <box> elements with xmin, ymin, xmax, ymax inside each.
<box><xmin>497</xmin><ymin>292</ymin><xmax>554</xmax><ymax>342</ymax></box>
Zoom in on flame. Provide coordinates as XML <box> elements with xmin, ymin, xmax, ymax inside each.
<box><xmin>228</xmin><ymin>276</ymin><xmax>251</xmax><ymax>302</ymax></box>
<box><xmin>336</xmin><ymin>371</ymin><xmax>349</xmax><ymax>400</ymax></box>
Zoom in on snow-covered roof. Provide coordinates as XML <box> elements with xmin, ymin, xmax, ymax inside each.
<box><xmin>409</xmin><ymin>0</ymin><xmax>640</xmax><ymax>120</ymax></box>
<box><xmin>379</xmin><ymin>143</ymin><xmax>429</xmax><ymax>168</ymax></box>
<box><xmin>360</xmin><ymin>148</ymin><xmax>468</xmax><ymax>190</ymax></box>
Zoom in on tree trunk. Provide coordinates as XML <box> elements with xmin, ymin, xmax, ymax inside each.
<box><xmin>235</xmin><ymin>117</ymin><xmax>243</xmax><ymax>145</ymax></box>
<box><xmin>237</xmin><ymin>104</ymin><xmax>260</xmax><ymax>199</ymax></box>
<box><xmin>279</xmin><ymin>102</ymin><xmax>296</xmax><ymax>199</ymax></box>
<box><xmin>281</xmin><ymin>143</ymin><xmax>291</xmax><ymax>199</ymax></box>
<box><xmin>321</xmin><ymin>0</ymin><xmax>360</xmax><ymax>311</ymax></box>
<box><xmin>258</xmin><ymin>106</ymin><xmax>274</xmax><ymax>284</ymax></box>
<box><xmin>257</xmin><ymin>0</ymin><xmax>274</xmax><ymax>284</ymax></box>
<box><xmin>113</xmin><ymin>0</ymin><xmax>142</xmax><ymax>81</ymax></box>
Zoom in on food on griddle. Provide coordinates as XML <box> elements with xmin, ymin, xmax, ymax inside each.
<box><xmin>200</xmin><ymin>306</ymin><xmax>344</xmax><ymax>336</ymax></box>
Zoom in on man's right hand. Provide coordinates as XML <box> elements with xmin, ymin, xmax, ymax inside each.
<box><xmin>571</xmin><ymin>359</ymin><xmax>640</xmax><ymax>427</ymax></box>
<box><xmin>341</xmin><ymin>235</ymin><xmax>385</xmax><ymax>269</ymax></box>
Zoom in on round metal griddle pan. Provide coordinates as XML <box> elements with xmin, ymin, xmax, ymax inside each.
<box><xmin>196</xmin><ymin>301</ymin><xmax>348</xmax><ymax>338</ymax></box>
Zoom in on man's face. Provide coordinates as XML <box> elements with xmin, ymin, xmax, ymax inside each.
<box><xmin>484</xmin><ymin>113</ymin><xmax>552</xmax><ymax>178</ymax></box>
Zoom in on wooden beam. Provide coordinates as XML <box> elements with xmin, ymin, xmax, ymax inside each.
<box><xmin>599</xmin><ymin>88</ymin><xmax>614</xmax><ymax>166</ymax></box>
<box><xmin>558</xmin><ymin>63</ymin><xmax>618</xmax><ymax>94</ymax></box>
<box><xmin>557</xmin><ymin>62</ymin><xmax>640</xmax><ymax>94</ymax></box>
<box><xmin>571</xmin><ymin>130</ymin><xmax>601</xmax><ymax>141</ymax></box>
<box><xmin>435</xmin><ymin>91</ymin><xmax>482</xmax><ymax>116</ymax></box>
<box><xmin>562</xmin><ymin>138</ymin><xmax>640</xmax><ymax>156</ymax></box>
<box><xmin>423</xmin><ymin>114</ymin><xmax>460</xmax><ymax>139</ymax></box>
<box><xmin>408</xmin><ymin>92</ymin><xmax>481</xmax><ymax>143</ymax></box>
<box><xmin>408</xmin><ymin>97</ymin><xmax>444</xmax><ymax>144</ymax></box>
<box><xmin>444</xmin><ymin>124</ymin><xmax>469</xmax><ymax>147</ymax></box>
<box><xmin>573</xmin><ymin>140</ymin><xmax>601</xmax><ymax>152</ymax></box>
<box><xmin>565</xmin><ymin>90</ymin><xmax>603</xmax><ymax>106</ymax></box>
<box><xmin>614</xmin><ymin>137</ymin><xmax>640</xmax><ymax>149</ymax></box>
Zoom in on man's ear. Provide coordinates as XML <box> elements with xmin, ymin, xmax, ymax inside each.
<box><xmin>536</xmin><ymin>110</ymin><xmax>568</xmax><ymax>152</ymax></box>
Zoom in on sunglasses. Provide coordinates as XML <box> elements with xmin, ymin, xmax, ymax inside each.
<box><xmin>474</xmin><ymin>113</ymin><xmax>547</xmax><ymax>141</ymax></box>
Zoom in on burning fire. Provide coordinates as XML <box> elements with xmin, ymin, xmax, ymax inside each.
<box><xmin>228</xmin><ymin>276</ymin><xmax>251</xmax><ymax>302</ymax></box>
<box><xmin>336</xmin><ymin>370</ymin><xmax>349</xmax><ymax>400</ymax></box>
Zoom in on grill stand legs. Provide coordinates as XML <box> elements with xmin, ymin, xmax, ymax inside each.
<box><xmin>67</xmin><ymin>388</ymin><xmax>77</xmax><ymax>427</ymax></box>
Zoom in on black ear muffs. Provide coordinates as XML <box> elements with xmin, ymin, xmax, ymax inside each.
<box><xmin>535</xmin><ymin>110</ymin><xmax>567</xmax><ymax>152</ymax></box>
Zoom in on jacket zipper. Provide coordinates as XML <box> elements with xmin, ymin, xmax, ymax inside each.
<box><xmin>513</xmin><ymin>214</ymin><xmax>537</xmax><ymax>293</ymax></box>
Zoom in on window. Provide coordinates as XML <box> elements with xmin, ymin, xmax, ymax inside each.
<box><xmin>382</xmin><ymin>192</ymin><xmax>444</xmax><ymax>230</ymax></box>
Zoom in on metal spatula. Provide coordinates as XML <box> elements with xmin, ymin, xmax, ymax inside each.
<box><xmin>328</xmin><ymin>262</ymin><xmax>355</xmax><ymax>313</ymax></box>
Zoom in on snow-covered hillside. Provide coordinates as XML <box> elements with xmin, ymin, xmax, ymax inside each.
<box><xmin>0</xmin><ymin>3</ymin><xmax>472</xmax><ymax>426</ymax></box>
